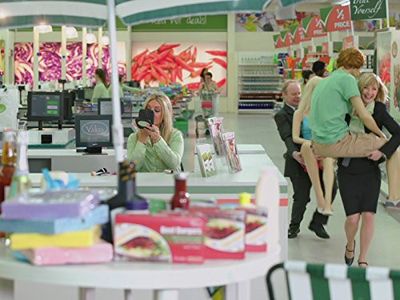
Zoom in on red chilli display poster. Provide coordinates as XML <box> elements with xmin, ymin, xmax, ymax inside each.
<box><xmin>320</xmin><ymin>5</ymin><xmax>352</xmax><ymax>32</ymax></box>
<box><xmin>131</xmin><ymin>42</ymin><xmax>227</xmax><ymax>95</ymax></box>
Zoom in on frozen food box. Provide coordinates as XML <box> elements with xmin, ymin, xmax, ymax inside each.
<box><xmin>189</xmin><ymin>207</ymin><xmax>246</xmax><ymax>259</ymax></box>
<box><xmin>236</xmin><ymin>207</ymin><xmax>268</xmax><ymax>252</ymax></box>
<box><xmin>14</xmin><ymin>241</ymin><xmax>113</xmax><ymax>266</ymax></box>
<box><xmin>2</xmin><ymin>190</ymin><xmax>99</xmax><ymax>220</ymax></box>
<box><xmin>114</xmin><ymin>213</ymin><xmax>205</xmax><ymax>264</ymax></box>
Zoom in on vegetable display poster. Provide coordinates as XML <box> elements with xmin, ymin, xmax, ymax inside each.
<box><xmin>131</xmin><ymin>42</ymin><xmax>227</xmax><ymax>95</ymax></box>
<box><xmin>14</xmin><ymin>42</ymin><xmax>126</xmax><ymax>85</ymax></box>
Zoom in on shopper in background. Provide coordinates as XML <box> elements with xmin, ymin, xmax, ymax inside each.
<box><xmin>293</xmin><ymin>76</ymin><xmax>335</xmax><ymax>215</ymax></box>
<box><xmin>339</xmin><ymin>72</ymin><xmax>400</xmax><ymax>267</ymax></box>
<box><xmin>274</xmin><ymin>80</ymin><xmax>336</xmax><ymax>239</ymax></box>
<box><xmin>200</xmin><ymin>68</ymin><xmax>209</xmax><ymax>83</ymax></box>
<box><xmin>91</xmin><ymin>68</ymin><xmax>109</xmax><ymax>103</ymax></box>
<box><xmin>108</xmin><ymin>74</ymin><xmax>141</xmax><ymax>97</ymax></box>
<box><xmin>301</xmin><ymin>70</ymin><xmax>313</xmax><ymax>86</ymax></box>
<box><xmin>127</xmin><ymin>93</ymin><xmax>184</xmax><ymax>173</ymax></box>
<box><xmin>199</xmin><ymin>72</ymin><xmax>219</xmax><ymax>117</ymax></box>
<box><xmin>311</xmin><ymin>60</ymin><xmax>327</xmax><ymax>78</ymax></box>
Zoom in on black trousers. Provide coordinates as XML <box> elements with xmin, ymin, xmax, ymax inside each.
<box><xmin>289</xmin><ymin>170</ymin><xmax>337</xmax><ymax>229</ymax></box>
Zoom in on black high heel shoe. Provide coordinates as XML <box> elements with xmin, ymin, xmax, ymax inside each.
<box><xmin>344</xmin><ymin>240</ymin><xmax>355</xmax><ymax>266</ymax></box>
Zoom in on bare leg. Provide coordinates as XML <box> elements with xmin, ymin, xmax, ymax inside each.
<box><xmin>358</xmin><ymin>212</ymin><xmax>374</xmax><ymax>267</ymax></box>
<box><xmin>322</xmin><ymin>158</ymin><xmax>335</xmax><ymax>213</ymax></box>
<box><xmin>345</xmin><ymin>214</ymin><xmax>360</xmax><ymax>259</ymax></box>
<box><xmin>300</xmin><ymin>143</ymin><xmax>325</xmax><ymax>211</ymax></box>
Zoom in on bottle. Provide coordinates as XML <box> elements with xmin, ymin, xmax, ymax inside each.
<box><xmin>239</xmin><ymin>192</ymin><xmax>255</xmax><ymax>208</ymax></box>
<box><xmin>0</xmin><ymin>130</ymin><xmax>17</xmax><ymax>210</ymax></box>
<box><xmin>125</xmin><ymin>161</ymin><xmax>148</xmax><ymax>211</ymax></box>
<box><xmin>8</xmin><ymin>130</ymin><xmax>31</xmax><ymax>199</ymax></box>
<box><xmin>171</xmin><ymin>173</ymin><xmax>190</xmax><ymax>210</ymax></box>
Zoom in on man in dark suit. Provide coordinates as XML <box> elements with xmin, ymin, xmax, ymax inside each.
<box><xmin>274</xmin><ymin>80</ymin><xmax>336</xmax><ymax>239</ymax></box>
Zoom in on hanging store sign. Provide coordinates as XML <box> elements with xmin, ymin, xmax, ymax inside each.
<box><xmin>290</xmin><ymin>23</ymin><xmax>310</xmax><ymax>45</ymax></box>
<box><xmin>302</xmin><ymin>16</ymin><xmax>327</xmax><ymax>38</ymax></box>
<box><xmin>281</xmin><ymin>30</ymin><xmax>293</xmax><ymax>47</ymax></box>
<box><xmin>350</xmin><ymin>0</ymin><xmax>388</xmax><ymax>20</ymax></box>
<box><xmin>273</xmin><ymin>34</ymin><xmax>284</xmax><ymax>48</ymax></box>
<box><xmin>321</xmin><ymin>5</ymin><xmax>352</xmax><ymax>32</ymax></box>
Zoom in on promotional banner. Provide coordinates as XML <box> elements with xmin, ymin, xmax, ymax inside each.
<box><xmin>273</xmin><ymin>34</ymin><xmax>284</xmax><ymax>49</ymax></box>
<box><xmin>290</xmin><ymin>23</ymin><xmax>310</xmax><ymax>45</ymax></box>
<box><xmin>302</xmin><ymin>16</ymin><xmax>327</xmax><ymax>39</ymax></box>
<box><xmin>281</xmin><ymin>30</ymin><xmax>293</xmax><ymax>47</ymax></box>
<box><xmin>350</xmin><ymin>0</ymin><xmax>388</xmax><ymax>20</ymax></box>
<box><xmin>131</xmin><ymin>42</ymin><xmax>227</xmax><ymax>94</ymax></box>
<box><xmin>320</xmin><ymin>5</ymin><xmax>352</xmax><ymax>32</ymax></box>
<box><xmin>14</xmin><ymin>42</ymin><xmax>126</xmax><ymax>84</ymax></box>
<box><xmin>132</xmin><ymin>15</ymin><xmax>227</xmax><ymax>32</ymax></box>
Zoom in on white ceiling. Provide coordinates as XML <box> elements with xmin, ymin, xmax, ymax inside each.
<box><xmin>265</xmin><ymin>0</ymin><xmax>400</xmax><ymax>13</ymax></box>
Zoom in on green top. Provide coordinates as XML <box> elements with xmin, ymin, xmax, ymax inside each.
<box><xmin>108</xmin><ymin>83</ymin><xmax>141</xmax><ymax>97</ymax></box>
<box><xmin>91</xmin><ymin>82</ymin><xmax>109</xmax><ymax>103</ymax></box>
<box><xmin>349</xmin><ymin>102</ymin><xmax>375</xmax><ymax>134</ymax></box>
<box><xmin>127</xmin><ymin>129</ymin><xmax>184</xmax><ymax>172</ymax></box>
<box><xmin>309</xmin><ymin>69</ymin><xmax>360</xmax><ymax>144</ymax></box>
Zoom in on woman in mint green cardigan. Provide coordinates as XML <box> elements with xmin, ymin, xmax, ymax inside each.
<box><xmin>127</xmin><ymin>94</ymin><xmax>184</xmax><ymax>172</ymax></box>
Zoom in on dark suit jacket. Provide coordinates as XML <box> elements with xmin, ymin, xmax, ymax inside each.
<box><xmin>274</xmin><ymin>104</ymin><xmax>303</xmax><ymax>178</ymax></box>
<box><xmin>340</xmin><ymin>102</ymin><xmax>400</xmax><ymax>172</ymax></box>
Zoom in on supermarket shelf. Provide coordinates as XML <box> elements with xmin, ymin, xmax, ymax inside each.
<box><xmin>238</xmin><ymin>64</ymin><xmax>277</xmax><ymax>67</ymax></box>
<box><xmin>239</xmin><ymin>99</ymin><xmax>276</xmax><ymax>103</ymax></box>
<box><xmin>238</xmin><ymin>109</ymin><xmax>274</xmax><ymax>114</ymax></box>
<box><xmin>239</xmin><ymin>82</ymin><xmax>282</xmax><ymax>86</ymax></box>
<box><xmin>240</xmin><ymin>90</ymin><xmax>282</xmax><ymax>94</ymax></box>
<box><xmin>284</xmin><ymin>68</ymin><xmax>302</xmax><ymax>71</ymax></box>
<box><xmin>239</xmin><ymin>74</ymin><xmax>283</xmax><ymax>78</ymax></box>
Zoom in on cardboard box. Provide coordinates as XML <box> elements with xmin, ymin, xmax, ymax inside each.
<box><xmin>114</xmin><ymin>213</ymin><xmax>205</xmax><ymax>264</ymax></box>
<box><xmin>189</xmin><ymin>207</ymin><xmax>246</xmax><ymax>259</ymax></box>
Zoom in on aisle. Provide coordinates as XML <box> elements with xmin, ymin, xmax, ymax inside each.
<box><xmin>220</xmin><ymin>113</ymin><xmax>400</xmax><ymax>268</ymax></box>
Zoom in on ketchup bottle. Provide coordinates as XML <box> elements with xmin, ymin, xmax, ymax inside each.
<box><xmin>170</xmin><ymin>173</ymin><xmax>190</xmax><ymax>210</ymax></box>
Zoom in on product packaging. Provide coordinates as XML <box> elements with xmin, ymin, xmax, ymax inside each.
<box><xmin>2</xmin><ymin>190</ymin><xmax>99</xmax><ymax>220</ymax></box>
<box><xmin>222</xmin><ymin>132</ymin><xmax>242</xmax><ymax>173</ymax></box>
<box><xmin>15</xmin><ymin>241</ymin><xmax>113</xmax><ymax>266</ymax></box>
<box><xmin>0</xmin><ymin>204</ymin><xmax>109</xmax><ymax>234</ymax></box>
<box><xmin>189</xmin><ymin>207</ymin><xmax>246</xmax><ymax>259</ymax></box>
<box><xmin>114</xmin><ymin>213</ymin><xmax>205</xmax><ymax>264</ymax></box>
<box><xmin>236</xmin><ymin>207</ymin><xmax>268</xmax><ymax>252</ymax></box>
<box><xmin>10</xmin><ymin>226</ymin><xmax>100</xmax><ymax>250</ymax></box>
<box><xmin>207</xmin><ymin>117</ymin><xmax>224</xmax><ymax>155</ymax></box>
<box><xmin>196</xmin><ymin>144</ymin><xmax>217</xmax><ymax>178</ymax></box>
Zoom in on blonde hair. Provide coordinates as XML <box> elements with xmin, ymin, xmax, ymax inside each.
<box><xmin>143</xmin><ymin>93</ymin><xmax>174</xmax><ymax>143</ymax></box>
<box><xmin>337</xmin><ymin>48</ymin><xmax>365</xmax><ymax>69</ymax></box>
<box><xmin>358</xmin><ymin>73</ymin><xmax>388</xmax><ymax>103</ymax></box>
<box><xmin>298</xmin><ymin>76</ymin><xmax>323</xmax><ymax>114</ymax></box>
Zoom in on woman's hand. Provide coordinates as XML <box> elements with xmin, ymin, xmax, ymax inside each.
<box><xmin>368</xmin><ymin>150</ymin><xmax>384</xmax><ymax>161</ymax></box>
<box><xmin>144</xmin><ymin>125</ymin><xmax>161</xmax><ymax>144</ymax></box>
<box><xmin>137</xmin><ymin>129</ymin><xmax>149</xmax><ymax>144</ymax></box>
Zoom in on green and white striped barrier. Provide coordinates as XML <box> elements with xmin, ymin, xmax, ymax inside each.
<box><xmin>268</xmin><ymin>261</ymin><xmax>400</xmax><ymax>300</ymax></box>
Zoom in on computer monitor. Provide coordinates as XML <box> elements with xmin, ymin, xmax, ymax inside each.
<box><xmin>75</xmin><ymin>114</ymin><xmax>113</xmax><ymax>154</ymax></box>
<box><xmin>75</xmin><ymin>88</ymin><xmax>85</xmax><ymax>100</ymax></box>
<box><xmin>27</xmin><ymin>91</ymin><xmax>63</xmax><ymax>122</ymax></box>
<box><xmin>84</xmin><ymin>87</ymin><xmax>94</xmax><ymax>101</ymax></box>
<box><xmin>98</xmin><ymin>98</ymin><xmax>124</xmax><ymax>116</ymax></box>
<box><xmin>62</xmin><ymin>91</ymin><xmax>75</xmax><ymax>121</ymax></box>
<box><xmin>125</xmin><ymin>80</ymin><xmax>140</xmax><ymax>88</ymax></box>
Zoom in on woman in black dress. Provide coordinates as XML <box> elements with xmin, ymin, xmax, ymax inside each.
<box><xmin>340</xmin><ymin>73</ymin><xmax>400</xmax><ymax>267</ymax></box>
